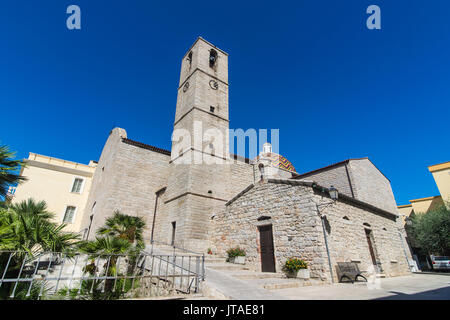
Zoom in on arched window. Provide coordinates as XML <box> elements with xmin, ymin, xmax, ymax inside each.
<box><xmin>343</xmin><ymin>216</ymin><xmax>350</xmax><ymax>221</ymax></box>
<box><xmin>209</xmin><ymin>49</ymin><xmax>218</xmax><ymax>68</ymax></box>
<box><xmin>186</xmin><ymin>51</ymin><xmax>193</xmax><ymax>70</ymax></box>
<box><xmin>363</xmin><ymin>222</ymin><xmax>371</xmax><ymax>228</ymax></box>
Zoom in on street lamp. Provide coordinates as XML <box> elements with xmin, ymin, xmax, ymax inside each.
<box><xmin>329</xmin><ymin>185</ymin><xmax>338</xmax><ymax>201</ymax></box>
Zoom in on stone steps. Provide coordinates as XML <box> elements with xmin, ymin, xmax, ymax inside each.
<box><xmin>202</xmin><ymin>267</ymin><xmax>286</xmax><ymax>300</ymax></box>
<box><xmin>204</xmin><ymin>256</ymin><xmax>227</xmax><ymax>263</ymax></box>
<box><xmin>262</xmin><ymin>280</ymin><xmax>304</xmax><ymax>290</ymax></box>
<box><xmin>205</xmin><ymin>262</ymin><xmax>250</xmax><ymax>271</ymax></box>
<box><xmin>230</xmin><ymin>271</ymin><xmax>284</xmax><ymax>280</ymax></box>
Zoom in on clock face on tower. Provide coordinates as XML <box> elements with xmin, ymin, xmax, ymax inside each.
<box><xmin>209</xmin><ymin>80</ymin><xmax>218</xmax><ymax>90</ymax></box>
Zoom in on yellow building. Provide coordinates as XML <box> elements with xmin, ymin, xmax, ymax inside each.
<box><xmin>397</xmin><ymin>161</ymin><xmax>450</xmax><ymax>220</ymax></box>
<box><xmin>11</xmin><ymin>153</ymin><xmax>97</xmax><ymax>234</ymax></box>
<box><xmin>396</xmin><ymin>161</ymin><xmax>449</xmax><ymax>270</ymax></box>
<box><xmin>429</xmin><ymin>161</ymin><xmax>450</xmax><ymax>205</ymax></box>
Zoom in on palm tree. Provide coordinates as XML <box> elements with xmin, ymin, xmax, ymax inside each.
<box><xmin>96</xmin><ymin>211</ymin><xmax>146</xmax><ymax>249</ymax></box>
<box><xmin>0</xmin><ymin>198</ymin><xmax>80</xmax><ymax>299</ymax></box>
<box><xmin>0</xmin><ymin>199</ymin><xmax>80</xmax><ymax>253</ymax></box>
<box><xmin>77</xmin><ymin>236</ymin><xmax>134</xmax><ymax>299</ymax></box>
<box><xmin>74</xmin><ymin>212</ymin><xmax>147</xmax><ymax>299</ymax></box>
<box><xmin>8</xmin><ymin>198</ymin><xmax>54</xmax><ymax>220</ymax></box>
<box><xmin>0</xmin><ymin>144</ymin><xmax>26</xmax><ymax>198</ymax></box>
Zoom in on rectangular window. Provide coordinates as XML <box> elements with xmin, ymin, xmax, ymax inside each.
<box><xmin>71</xmin><ymin>178</ymin><xmax>83</xmax><ymax>193</ymax></box>
<box><xmin>63</xmin><ymin>206</ymin><xmax>76</xmax><ymax>223</ymax></box>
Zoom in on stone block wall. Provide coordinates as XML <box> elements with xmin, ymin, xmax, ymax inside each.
<box><xmin>229</xmin><ymin>160</ymin><xmax>256</xmax><ymax>197</ymax></box>
<box><xmin>296</xmin><ymin>158</ymin><xmax>399</xmax><ymax>215</ymax></box>
<box><xmin>295</xmin><ymin>162</ymin><xmax>355</xmax><ymax>198</ymax></box>
<box><xmin>211</xmin><ymin>181</ymin><xmax>330</xmax><ymax>281</ymax></box>
<box><xmin>81</xmin><ymin>128</ymin><xmax>171</xmax><ymax>243</ymax></box>
<box><xmin>348</xmin><ymin>158</ymin><xmax>398</xmax><ymax>214</ymax></box>
<box><xmin>211</xmin><ymin>179</ymin><xmax>411</xmax><ymax>283</ymax></box>
<box><xmin>321</xmin><ymin>191</ymin><xmax>410</xmax><ymax>278</ymax></box>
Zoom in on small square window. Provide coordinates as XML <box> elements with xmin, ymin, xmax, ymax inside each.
<box><xmin>210</xmin><ymin>106</ymin><xmax>215</xmax><ymax>113</ymax></box>
<box><xmin>71</xmin><ymin>178</ymin><xmax>83</xmax><ymax>193</ymax></box>
<box><xmin>63</xmin><ymin>206</ymin><xmax>76</xmax><ymax>223</ymax></box>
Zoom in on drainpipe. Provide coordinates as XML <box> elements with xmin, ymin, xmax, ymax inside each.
<box><xmin>317</xmin><ymin>204</ymin><xmax>334</xmax><ymax>283</ymax></box>
<box><xmin>86</xmin><ymin>214</ymin><xmax>94</xmax><ymax>240</ymax></box>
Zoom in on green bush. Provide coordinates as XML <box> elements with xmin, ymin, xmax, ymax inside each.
<box><xmin>283</xmin><ymin>258</ymin><xmax>308</xmax><ymax>272</ymax></box>
<box><xmin>226</xmin><ymin>247</ymin><xmax>246</xmax><ymax>258</ymax></box>
<box><xmin>411</xmin><ymin>204</ymin><xmax>450</xmax><ymax>256</ymax></box>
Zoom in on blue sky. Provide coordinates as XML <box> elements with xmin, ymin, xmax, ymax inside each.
<box><xmin>1</xmin><ymin>1</ymin><xmax>449</xmax><ymax>205</ymax></box>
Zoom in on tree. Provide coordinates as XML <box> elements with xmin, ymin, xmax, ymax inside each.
<box><xmin>0</xmin><ymin>198</ymin><xmax>80</xmax><ymax>299</ymax></box>
<box><xmin>78</xmin><ymin>235</ymin><xmax>134</xmax><ymax>298</ymax></box>
<box><xmin>0</xmin><ymin>198</ymin><xmax>80</xmax><ymax>253</ymax></box>
<box><xmin>71</xmin><ymin>212</ymin><xmax>147</xmax><ymax>300</ymax></box>
<box><xmin>96</xmin><ymin>210</ymin><xmax>146</xmax><ymax>249</ymax></box>
<box><xmin>0</xmin><ymin>144</ymin><xmax>26</xmax><ymax>198</ymax></box>
<box><xmin>411</xmin><ymin>204</ymin><xmax>450</xmax><ymax>256</ymax></box>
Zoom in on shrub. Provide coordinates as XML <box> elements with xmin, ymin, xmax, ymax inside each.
<box><xmin>283</xmin><ymin>258</ymin><xmax>308</xmax><ymax>272</ymax></box>
<box><xmin>226</xmin><ymin>247</ymin><xmax>246</xmax><ymax>258</ymax></box>
<box><xmin>410</xmin><ymin>204</ymin><xmax>450</xmax><ymax>256</ymax></box>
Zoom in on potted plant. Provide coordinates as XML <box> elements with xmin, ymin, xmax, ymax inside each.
<box><xmin>227</xmin><ymin>247</ymin><xmax>246</xmax><ymax>264</ymax></box>
<box><xmin>207</xmin><ymin>248</ymin><xmax>213</xmax><ymax>255</ymax></box>
<box><xmin>283</xmin><ymin>258</ymin><xmax>309</xmax><ymax>279</ymax></box>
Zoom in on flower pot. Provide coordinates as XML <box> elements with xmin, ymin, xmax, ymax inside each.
<box><xmin>230</xmin><ymin>256</ymin><xmax>246</xmax><ymax>264</ymax></box>
<box><xmin>286</xmin><ymin>268</ymin><xmax>310</xmax><ymax>279</ymax></box>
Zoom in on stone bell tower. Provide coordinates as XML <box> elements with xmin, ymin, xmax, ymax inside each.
<box><xmin>163</xmin><ymin>37</ymin><xmax>231</xmax><ymax>252</ymax></box>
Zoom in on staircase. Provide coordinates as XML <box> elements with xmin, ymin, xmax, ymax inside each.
<box><xmin>198</xmin><ymin>255</ymin><xmax>323</xmax><ymax>300</ymax></box>
<box><xmin>149</xmin><ymin>243</ymin><xmax>321</xmax><ymax>300</ymax></box>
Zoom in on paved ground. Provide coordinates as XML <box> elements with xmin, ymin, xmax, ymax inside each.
<box><xmin>202</xmin><ymin>267</ymin><xmax>286</xmax><ymax>300</ymax></box>
<box><xmin>146</xmin><ymin>248</ymin><xmax>450</xmax><ymax>300</ymax></box>
<box><xmin>198</xmin><ymin>271</ymin><xmax>450</xmax><ymax>300</ymax></box>
<box><xmin>272</xmin><ymin>273</ymin><xmax>450</xmax><ymax>300</ymax></box>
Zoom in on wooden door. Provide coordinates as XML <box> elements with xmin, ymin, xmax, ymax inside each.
<box><xmin>365</xmin><ymin>229</ymin><xmax>377</xmax><ymax>266</ymax></box>
<box><xmin>259</xmin><ymin>225</ymin><xmax>276</xmax><ymax>272</ymax></box>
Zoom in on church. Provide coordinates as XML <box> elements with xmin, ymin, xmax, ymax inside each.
<box><xmin>14</xmin><ymin>37</ymin><xmax>413</xmax><ymax>283</ymax></box>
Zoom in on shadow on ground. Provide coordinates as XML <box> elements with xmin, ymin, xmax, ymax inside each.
<box><xmin>375</xmin><ymin>286</ymin><xmax>450</xmax><ymax>300</ymax></box>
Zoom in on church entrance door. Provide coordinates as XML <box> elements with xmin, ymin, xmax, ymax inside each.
<box><xmin>365</xmin><ymin>229</ymin><xmax>378</xmax><ymax>268</ymax></box>
<box><xmin>259</xmin><ymin>225</ymin><xmax>276</xmax><ymax>272</ymax></box>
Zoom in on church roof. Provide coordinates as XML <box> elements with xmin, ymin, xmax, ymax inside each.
<box><xmin>121</xmin><ymin>138</ymin><xmax>253</xmax><ymax>164</ymax></box>
<box><xmin>226</xmin><ymin>179</ymin><xmax>398</xmax><ymax>218</ymax></box>
<box><xmin>269</xmin><ymin>153</ymin><xmax>296</xmax><ymax>172</ymax></box>
<box><xmin>292</xmin><ymin>157</ymin><xmax>390</xmax><ymax>182</ymax></box>
<box><xmin>122</xmin><ymin>138</ymin><xmax>171</xmax><ymax>156</ymax></box>
<box><xmin>256</xmin><ymin>153</ymin><xmax>296</xmax><ymax>173</ymax></box>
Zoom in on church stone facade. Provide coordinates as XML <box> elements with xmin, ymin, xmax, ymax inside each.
<box><xmin>77</xmin><ymin>37</ymin><xmax>412</xmax><ymax>281</ymax></box>
<box><xmin>211</xmin><ymin>179</ymin><xmax>410</xmax><ymax>282</ymax></box>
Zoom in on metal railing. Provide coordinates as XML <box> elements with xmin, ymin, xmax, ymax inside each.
<box><xmin>0</xmin><ymin>250</ymin><xmax>203</xmax><ymax>300</ymax></box>
<box><xmin>150</xmin><ymin>240</ymin><xmax>205</xmax><ymax>280</ymax></box>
